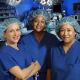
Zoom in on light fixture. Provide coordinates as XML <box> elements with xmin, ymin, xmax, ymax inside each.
<box><xmin>38</xmin><ymin>0</ymin><xmax>59</xmax><ymax>6</ymax></box>
<box><xmin>6</xmin><ymin>0</ymin><xmax>22</xmax><ymax>6</ymax></box>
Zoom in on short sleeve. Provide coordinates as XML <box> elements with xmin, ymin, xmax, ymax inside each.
<box><xmin>0</xmin><ymin>53</ymin><xmax>18</xmax><ymax>71</ymax></box>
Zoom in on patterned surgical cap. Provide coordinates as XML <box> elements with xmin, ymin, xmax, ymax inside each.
<box><xmin>0</xmin><ymin>18</ymin><xmax>25</xmax><ymax>41</ymax></box>
<box><xmin>56</xmin><ymin>16</ymin><xmax>80</xmax><ymax>39</ymax></box>
<box><xmin>28</xmin><ymin>9</ymin><xmax>50</xmax><ymax>26</ymax></box>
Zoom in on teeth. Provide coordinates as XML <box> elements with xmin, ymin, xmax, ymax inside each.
<box><xmin>37</xmin><ymin>27</ymin><xmax>40</xmax><ymax>28</ymax></box>
<box><xmin>13</xmin><ymin>37</ymin><xmax>19</xmax><ymax>40</ymax></box>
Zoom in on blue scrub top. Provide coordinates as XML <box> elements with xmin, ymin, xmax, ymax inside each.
<box><xmin>0</xmin><ymin>43</ymin><xmax>33</xmax><ymax>80</ymax></box>
<box><xmin>51</xmin><ymin>40</ymin><xmax>80</xmax><ymax>80</ymax></box>
<box><xmin>19</xmin><ymin>31</ymin><xmax>59</xmax><ymax>80</ymax></box>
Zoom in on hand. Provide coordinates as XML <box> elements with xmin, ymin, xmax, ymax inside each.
<box><xmin>14</xmin><ymin>77</ymin><xmax>19</xmax><ymax>80</ymax></box>
<box><xmin>14</xmin><ymin>77</ymin><xmax>27</xmax><ymax>80</ymax></box>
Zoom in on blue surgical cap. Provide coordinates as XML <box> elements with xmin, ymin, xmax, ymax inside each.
<box><xmin>0</xmin><ymin>18</ymin><xmax>25</xmax><ymax>41</ymax></box>
<box><xmin>56</xmin><ymin>16</ymin><xmax>80</xmax><ymax>39</ymax></box>
<box><xmin>28</xmin><ymin>9</ymin><xmax>50</xmax><ymax>26</ymax></box>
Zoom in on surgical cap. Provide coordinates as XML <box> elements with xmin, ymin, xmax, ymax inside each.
<box><xmin>56</xmin><ymin>16</ymin><xmax>80</xmax><ymax>39</ymax></box>
<box><xmin>28</xmin><ymin>9</ymin><xmax>50</xmax><ymax>26</ymax></box>
<box><xmin>0</xmin><ymin>18</ymin><xmax>25</xmax><ymax>41</ymax></box>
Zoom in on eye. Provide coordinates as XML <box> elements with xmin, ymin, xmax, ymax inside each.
<box><xmin>9</xmin><ymin>30</ymin><xmax>14</xmax><ymax>32</ymax></box>
<box><xmin>16</xmin><ymin>29</ymin><xmax>20</xmax><ymax>31</ymax></box>
<box><xmin>60</xmin><ymin>29</ymin><xmax>64</xmax><ymax>32</ymax></box>
<box><xmin>41</xmin><ymin>20</ymin><xmax>45</xmax><ymax>23</ymax></box>
<box><xmin>34</xmin><ymin>19</ymin><xmax>38</xmax><ymax>22</ymax></box>
<box><xmin>67</xmin><ymin>29</ymin><xmax>71</xmax><ymax>32</ymax></box>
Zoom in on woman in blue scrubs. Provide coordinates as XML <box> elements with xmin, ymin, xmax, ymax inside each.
<box><xmin>51</xmin><ymin>16</ymin><xmax>80</xmax><ymax>80</ymax></box>
<box><xmin>19</xmin><ymin>9</ymin><xmax>59</xmax><ymax>80</ymax></box>
<box><xmin>0</xmin><ymin>18</ymin><xmax>40</xmax><ymax>80</ymax></box>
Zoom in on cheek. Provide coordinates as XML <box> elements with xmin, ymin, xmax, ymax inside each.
<box><xmin>43</xmin><ymin>23</ymin><xmax>46</xmax><ymax>26</ymax></box>
<box><xmin>41</xmin><ymin>23</ymin><xmax>46</xmax><ymax>28</ymax></box>
<box><xmin>59</xmin><ymin>32</ymin><xmax>64</xmax><ymax>36</ymax></box>
<box><xmin>19</xmin><ymin>31</ymin><xmax>21</xmax><ymax>35</ymax></box>
<box><xmin>32</xmin><ymin>21</ymin><xmax>37</xmax><ymax>25</ymax></box>
<box><xmin>70</xmin><ymin>32</ymin><xmax>76</xmax><ymax>36</ymax></box>
<box><xmin>32</xmin><ymin>23</ymin><xmax>36</xmax><ymax>28</ymax></box>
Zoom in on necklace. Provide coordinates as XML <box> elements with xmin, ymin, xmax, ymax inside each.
<box><xmin>5</xmin><ymin>42</ymin><xmax>19</xmax><ymax>50</ymax></box>
<box><xmin>5</xmin><ymin>42</ymin><xmax>8</xmax><ymax>46</ymax></box>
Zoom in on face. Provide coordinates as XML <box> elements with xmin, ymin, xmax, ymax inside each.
<box><xmin>32</xmin><ymin>16</ymin><xmax>46</xmax><ymax>32</ymax></box>
<box><xmin>59</xmin><ymin>24</ymin><xmax>76</xmax><ymax>44</ymax></box>
<box><xmin>3</xmin><ymin>23</ymin><xmax>21</xmax><ymax>44</ymax></box>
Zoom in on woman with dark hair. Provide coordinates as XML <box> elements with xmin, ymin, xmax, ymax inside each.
<box><xmin>19</xmin><ymin>9</ymin><xmax>59</xmax><ymax>80</ymax></box>
<box><xmin>51</xmin><ymin>16</ymin><xmax>80</xmax><ymax>80</ymax></box>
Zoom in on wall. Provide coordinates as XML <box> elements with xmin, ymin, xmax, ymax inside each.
<box><xmin>16</xmin><ymin>0</ymin><xmax>33</xmax><ymax>15</ymax></box>
<box><xmin>62</xmin><ymin>0</ymin><xmax>80</xmax><ymax>16</ymax></box>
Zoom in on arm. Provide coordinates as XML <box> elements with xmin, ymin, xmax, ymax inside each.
<box><xmin>27</xmin><ymin>61</ymin><xmax>41</xmax><ymax>78</ymax></box>
<box><xmin>9</xmin><ymin>62</ymin><xmax>35</xmax><ymax>80</ymax></box>
<box><xmin>14</xmin><ymin>61</ymin><xmax>41</xmax><ymax>80</ymax></box>
<box><xmin>46</xmin><ymin>69</ymin><xmax>51</xmax><ymax>80</ymax></box>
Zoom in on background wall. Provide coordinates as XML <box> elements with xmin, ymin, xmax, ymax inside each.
<box><xmin>62</xmin><ymin>0</ymin><xmax>80</xmax><ymax>16</ymax></box>
<box><xmin>15</xmin><ymin>0</ymin><xmax>80</xmax><ymax>16</ymax></box>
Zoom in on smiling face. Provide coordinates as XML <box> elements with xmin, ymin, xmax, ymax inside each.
<box><xmin>32</xmin><ymin>16</ymin><xmax>46</xmax><ymax>32</ymax></box>
<box><xmin>59</xmin><ymin>24</ymin><xmax>76</xmax><ymax>44</ymax></box>
<box><xmin>3</xmin><ymin>23</ymin><xmax>21</xmax><ymax>44</ymax></box>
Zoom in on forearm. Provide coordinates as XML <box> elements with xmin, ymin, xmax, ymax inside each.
<box><xmin>9</xmin><ymin>63</ymin><xmax>35</xmax><ymax>80</ymax></box>
<box><xmin>27</xmin><ymin>61</ymin><xmax>41</xmax><ymax>78</ymax></box>
<box><xmin>22</xmin><ymin>63</ymin><xmax>35</xmax><ymax>78</ymax></box>
<box><xmin>46</xmin><ymin>69</ymin><xmax>51</xmax><ymax>80</ymax></box>
<box><xmin>14</xmin><ymin>61</ymin><xmax>40</xmax><ymax>80</ymax></box>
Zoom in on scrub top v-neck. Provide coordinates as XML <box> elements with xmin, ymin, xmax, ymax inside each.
<box><xmin>51</xmin><ymin>40</ymin><xmax>80</xmax><ymax>80</ymax></box>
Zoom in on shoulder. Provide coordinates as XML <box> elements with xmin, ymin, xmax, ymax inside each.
<box><xmin>0</xmin><ymin>45</ymin><xmax>11</xmax><ymax>60</ymax></box>
<box><xmin>19</xmin><ymin>32</ymin><xmax>33</xmax><ymax>44</ymax></box>
<box><xmin>74</xmin><ymin>40</ymin><xmax>80</xmax><ymax>48</ymax></box>
<box><xmin>51</xmin><ymin>41</ymin><xmax>61</xmax><ymax>50</ymax></box>
<box><xmin>0</xmin><ymin>44</ymin><xmax>7</xmax><ymax>53</ymax></box>
<box><xmin>46</xmin><ymin>32</ymin><xmax>59</xmax><ymax>41</ymax></box>
<box><xmin>46</xmin><ymin>32</ymin><xmax>57</xmax><ymax>38</ymax></box>
<box><xmin>0</xmin><ymin>44</ymin><xmax>18</xmax><ymax>57</ymax></box>
<box><xmin>45</xmin><ymin>32</ymin><xmax>60</xmax><ymax>45</ymax></box>
<box><xmin>20</xmin><ymin>32</ymin><xmax>33</xmax><ymax>41</ymax></box>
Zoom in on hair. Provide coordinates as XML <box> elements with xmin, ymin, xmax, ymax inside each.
<box><xmin>56</xmin><ymin>16</ymin><xmax>80</xmax><ymax>39</ymax></box>
<box><xmin>0</xmin><ymin>18</ymin><xmax>24</xmax><ymax>41</ymax></box>
<box><xmin>27</xmin><ymin>9</ymin><xmax>50</xmax><ymax>26</ymax></box>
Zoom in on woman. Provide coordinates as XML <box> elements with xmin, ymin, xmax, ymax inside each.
<box><xmin>0</xmin><ymin>18</ymin><xmax>40</xmax><ymax>80</ymax></box>
<box><xmin>51</xmin><ymin>16</ymin><xmax>80</xmax><ymax>80</ymax></box>
<box><xmin>19</xmin><ymin>9</ymin><xmax>59</xmax><ymax>80</ymax></box>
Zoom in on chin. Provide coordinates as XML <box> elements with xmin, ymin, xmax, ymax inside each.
<box><xmin>12</xmin><ymin>40</ymin><xmax>19</xmax><ymax>43</ymax></box>
<box><xmin>36</xmin><ymin>30</ymin><xmax>41</xmax><ymax>32</ymax></box>
<box><xmin>63</xmin><ymin>40</ymin><xmax>69</xmax><ymax>43</ymax></box>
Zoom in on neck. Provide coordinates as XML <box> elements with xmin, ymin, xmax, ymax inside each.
<box><xmin>5</xmin><ymin>41</ymin><xmax>19</xmax><ymax>50</ymax></box>
<box><xmin>63</xmin><ymin>39</ymin><xmax>76</xmax><ymax>47</ymax></box>
<box><xmin>63</xmin><ymin>39</ymin><xmax>76</xmax><ymax>54</ymax></box>
<box><xmin>33</xmin><ymin>31</ymin><xmax>45</xmax><ymax>36</ymax></box>
<box><xmin>33</xmin><ymin>31</ymin><xmax>46</xmax><ymax>43</ymax></box>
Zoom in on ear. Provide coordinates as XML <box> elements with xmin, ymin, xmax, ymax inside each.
<box><xmin>75</xmin><ymin>31</ymin><xmax>77</xmax><ymax>35</ymax></box>
<box><xmin>2</xmin><ymin>32</ymin><xmax>6</xmax><ymax>38</ymax></box>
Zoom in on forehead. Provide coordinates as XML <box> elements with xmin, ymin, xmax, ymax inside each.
<box><xmin>7</xmin><ymin>23</ymin><xmax>20</xmax><ymax>30</ymax></box>
<box><xmin>34</xmin><ymin>16</ymin><xmax>45</xmax><ymax>20</ymax></box>
<box><xmin>60</xmin><ymin>24</ymin><xmax>74</xmax><ymax>29</ymax></box>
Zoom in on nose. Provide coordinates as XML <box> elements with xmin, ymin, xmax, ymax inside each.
<box><xmin>14</xmin><ymin>31</ymin><xmax>18</xmax><ymax>36</ymax></box>
<box><xmin>64</xmin><ymin>30</ymin><xmax>68</xmax><ymax>35</ymax></box>
<box><xmin>37</xmin><ymin>21</ymin><xmax>41</xmax><ymax>25</ymax></box>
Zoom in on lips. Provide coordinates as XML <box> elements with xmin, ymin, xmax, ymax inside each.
<box><xmin>13</xmin><ymin>36</ymin><xmax>20</xmax><ymax>40</ymax></box>
<box><xmin>36</xmin><ymin>26</ymin><xmax>41</xmax><ymax>29</ymax></box>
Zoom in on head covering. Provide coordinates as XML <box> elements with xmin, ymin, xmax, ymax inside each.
<box><xmin>56</xmin><ymin>16</ymin><xmax>80</xmax><ymax>39</ymax></box>
<box><xmin>27</xmin><ymin>9</ymin><xmax>50</xmax><ymax>26</ymax></box>
<box><xmin>0</xmin><ymin>18</ymin><xmax>25</xmax><ymax>41</ymax></box>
